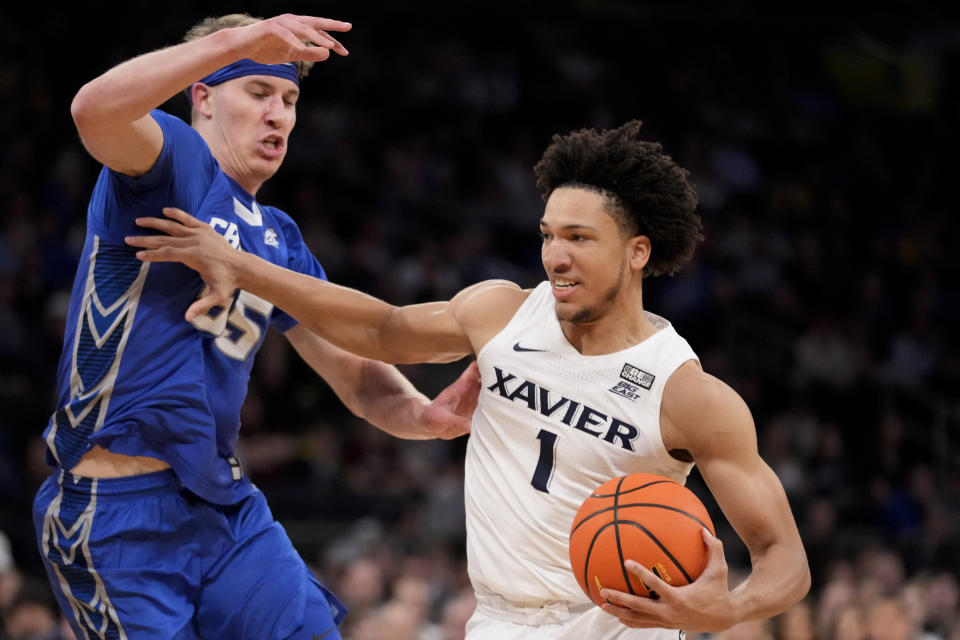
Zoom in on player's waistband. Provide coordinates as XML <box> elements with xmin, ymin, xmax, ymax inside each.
<box><xmin>475</xmin><ymin>592</ymin><xmax>594</xmax><ymax>625</ymax></box>
<box><xmin>54</xmin><ymin>467</ymin><xmax>181</xmax><ymax>498</ymax></box>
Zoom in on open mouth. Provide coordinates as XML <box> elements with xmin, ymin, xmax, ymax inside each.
<box><xmin>259</xmin><ymin>136</ymin><xmax>285</xmax><ymax>155</ymax></box>
<box><xmin>551</xmin><ymin>278</ymin><xmax>579</xmax><ymax>299</ymax></box>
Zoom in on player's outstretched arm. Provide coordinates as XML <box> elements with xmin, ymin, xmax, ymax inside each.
<box><xmin>126</xmin><ymin>207</ymin><xmax>525</xmax><ymax>364</ymax></box>
<box><xmin>71</xmin><ymin>14</ymin><xmax>351</xmax><ymax>175</ymax></box>
<box><xmin>287</xmin><ymin>326</ymin><xmax>481</xmax><ymax>439</ymax></box>
<box><xmin>599</xmin><ymin>363</ymin><xmax>810</xmax><ymax>633</ymax></box>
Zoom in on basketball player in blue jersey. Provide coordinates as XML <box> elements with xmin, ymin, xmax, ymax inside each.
<box><xmin>34</xmin><ymin>13</ymin><xmax>482</xmax><ymax>640</ymax></box>
<box><xmin>128</xmin><ymin>121</ymin><xmax>811</xmax><ymax>638</ymax></box>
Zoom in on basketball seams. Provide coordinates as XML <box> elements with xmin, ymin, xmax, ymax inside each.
<box><xmin>570</xmin><ymin>502</ymin><xmax>712</xmax><ymax>536</ymax></box>
<box><xmin>583</xmin><ymin>522</ymin><xmax>615</xmax><ymax>601</ymax></box>
<box><xmin>590</xmin><ymin>479</ymin><xmax>674</xmax><ymax>499</ymax></box>
<box><xmin>617</xmin><ymin>520</ymin><xmax>694</xmax><ymax>583</ymax></box>
<box><xmin>612</xmin><ymin>476</ymin><xmax>636</xmax><ymax>596</ymax></box>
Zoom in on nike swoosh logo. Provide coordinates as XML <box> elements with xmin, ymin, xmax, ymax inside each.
<box><xmin>513</xmin><ymin>342</ymin><xmax>546</xmax><ymax>353</ymax></box>
<box><xmin>312</xmin><ymin>628</ymin><xmax>336</xmax><ymax>640</ymax></box>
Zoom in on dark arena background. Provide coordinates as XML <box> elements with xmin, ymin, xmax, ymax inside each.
<box><xmin>1</xmin><ymin>2</ymin><xmax>958</xmax><ymax>638</ymax></box>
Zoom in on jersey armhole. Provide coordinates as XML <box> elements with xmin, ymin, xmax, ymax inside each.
<box><xmin>475</xmin><ymin>282</ymin><xmax>546</xmax><ymax>364</ymax></box>
<box><xmin>654</xmin><ymin>354</ymin><xmax>701</xmax><ymax>473</ymax></box>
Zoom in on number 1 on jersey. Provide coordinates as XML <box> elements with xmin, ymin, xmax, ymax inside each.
<box><xmin>532</xmin><ymin>429</ymin><xmax>558</xmax><ymax>493</ymax></box>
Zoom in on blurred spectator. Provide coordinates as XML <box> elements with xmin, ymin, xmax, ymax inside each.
<box><xmin>439</xmin><ymin>588</ymin><xmax>476</xmax><ymax>640</ymax></box>
<box><xmin>865</xmin><ymin>596</ymin><xmax>920</xmax><ymax>640</ymax></box>
<box><xmin>338</xmin><ymin>555</ymin><xmax>388</xmax><ymax>612</ymax></box>
<box><xmin>792</xmin><ymin>316</ymin><xmax>861</xmax><ymax>392</ymax></box>
<box><xmin>829</xmin><ymin>604</ymin><xmax>868</xmax><ymax>640</ymax></box>
<box><xmin>347</xmin><ymin>600</ymin><xmax>431</xmax><ymax>640</ymax></box>
<box><xmin>0</xmin><ymin>531</ymin><xmax>22</xmax><ymax>613</ymax></box>
<box><xmin>925</xmin><ymin>572</ymin><xmax>960</xmax><ymax>638</ymax></box>
<box><xmin>2</xmin><ymin>579</ymin><xmax>64</xmax><ymax>640</ymax></box>
<box><xmin>713</xmin><ymin>618</ymin><xmax>775</xmax><ymax>640</ymax></box>
<box><xmin>774</xmin><ymin>600</ymin><xmax>818</xmax><ymax>640</ymax></box>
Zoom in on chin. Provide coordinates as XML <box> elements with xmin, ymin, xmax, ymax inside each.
<box><xmin>254</xmin><ymin>151</ymin><xmax>285</xmax><ymax>170</ymax></box>
<box><xmin>554</xmin><ymin>302</ymin><xmax>596</xmax><ymax>323</ymax></box>
<box><xmin>256</xmin><ymin>163</ymin><xmax>282</xmax><ymax>182</ymax></box>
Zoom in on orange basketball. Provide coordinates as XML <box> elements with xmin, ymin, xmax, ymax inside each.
<box><xmin>569</xmin><ymin>473</ymin><xmax>715</xmax><ymax>607</ymax></box>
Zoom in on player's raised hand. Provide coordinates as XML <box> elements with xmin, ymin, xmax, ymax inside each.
<box><xmin>231</xmin><ymin>14</ymin><xmax>351</xmax><ymax>64</ymax></box>
<box><xmin>126</xmin><ymin>208</ymin><xmax>240</xmax><ymax>322</ymax></box>
<box><xmin>418</xmin><ymin>361</ymin><xmax>481</xmax><ymax>439</ymax></box>
<box><xmin>599</xmin><ymin>528</ymin><xmax>736</xmax><ymax>633</ymax></box>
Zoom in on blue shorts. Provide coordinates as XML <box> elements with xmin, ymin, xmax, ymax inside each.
<box><xmin>33</xmin><ymin>469</ymin><xmax>346</xmax><ymax>640</ymax></box>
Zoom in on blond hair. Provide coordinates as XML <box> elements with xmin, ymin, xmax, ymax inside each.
<box><xmin>184</xmin><ymin>13</ymin><xmax>314</xmax><ymax>78</ymax></box>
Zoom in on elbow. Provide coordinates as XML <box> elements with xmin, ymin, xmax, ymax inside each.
<box><xmin>71</xmin><ymin>81</ymin><xmax>115</xmax><ymax>139</ymax></box>
<box><xmin>797</xmin><ymin>559</ymin><xmax>812</xmax><ymax>601</ymax></box>
<box><xmin>789</xmin><ymin>554</ymin><xmax>812</xmax><ymax>607</ymax></box>
<box><xmin>70</xmin><ymin>83</ymin><xmax>98</xmax><ymax>136</ymax></box>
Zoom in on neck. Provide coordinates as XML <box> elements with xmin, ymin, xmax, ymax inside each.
<box><xmin>559</xmin><ymin>289</ymin><xmax>658</xmax><ymax>355</ymax></box>
<box><xmin>196</xmin><ymin>126</ymin><xmax>264</xmax><ymax>196</ymax></box>
<box><xmin>224</xmin><ymin>166</ymin><xmax>263</xmax><ymax>196</ymax></box>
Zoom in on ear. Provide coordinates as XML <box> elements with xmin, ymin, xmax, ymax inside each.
<box><xmin>629</xmin><ymin>235</ymin><xmax>651</xmax><ymax>272</ymax></box>
<box><xmin>191</xmin><ymin>83</ymin><xmax>214</xmax><ymax>120</ymax></box>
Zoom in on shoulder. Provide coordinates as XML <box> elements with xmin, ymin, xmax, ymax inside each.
<box><xmin>101</xmin><ymin>111</ymin><xmax>215</xmax><ymax>215</ymax></box>
<box><xmin>450</xmin><ymin>280</ymin><xmax>532</xmax><ymax>348</ymax></box>
<box><xmin>451</xmin><ymin>280</ymin><xmax>530</xmax><ymax>316</ymax></box>
<box><xmin>148</xmin><ymin>109</ymin><xmax>182</xmax><ymax>129</ymax></box>
<box><xmin>150</xmin><ymin>110</ymin><xmax>200</xmax><ymax>144</ymax></box>
<box><xmin>454</xmin><ymin>279</ymin><xmax>528</xmax><ymax>300</ymax></box>
<box><xmin>143</xmin><ymin>109</ymin><xmax>216</xmax><ymax>176</ymax></box>
<box><xmin>661</xmin><ymin>361</ymin><xmax>757</xmax><ymax>458</ymax></box>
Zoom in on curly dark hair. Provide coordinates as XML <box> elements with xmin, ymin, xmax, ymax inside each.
<box><xmin>533</xmin><ymin>120</ymin><xmax>703</xmax><ymax>277</ymax></box>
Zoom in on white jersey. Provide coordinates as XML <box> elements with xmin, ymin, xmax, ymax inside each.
<box><xmin>466</xmin><ymin>281</ymin><xmax>698</xmax><ymax>610</ymax></box>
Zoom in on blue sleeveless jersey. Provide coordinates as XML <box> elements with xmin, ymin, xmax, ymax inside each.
<box><xmin>43</xmin><ymin>110</ymin><xmax>327</xmax><ymax>505</ymax></box>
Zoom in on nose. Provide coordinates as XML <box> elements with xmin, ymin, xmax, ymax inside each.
<box><xmin>542</xmin><ymin>239</ymin><xmax>572</xmax><ymax>273</ymax></box>
<box><xmin>264</xmin><ymin>95</ymin><xmax>289</xmax><ymax>129</ymax></box>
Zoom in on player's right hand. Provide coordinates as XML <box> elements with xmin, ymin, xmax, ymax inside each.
<box><xmin>232</xmin><ymin>14</ymin><xmax>351</xmax><ymax>64</ymax></box>
<box><xmin>600</xmin><ymin>529</ymin><xmax>736</xmax><ymax>633</ymax></box>
<box><xmin>125</xmin><ymin>208</ymin><xmax>241</xmax><ymax>322</ymax></box>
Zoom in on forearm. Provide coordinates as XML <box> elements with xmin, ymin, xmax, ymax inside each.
<box><xmin>286</xmin><ymin>325</ymin><xmax>427</xmax><ymax>434</ymax></box>
<box><xmin>729</xmin><ymin>541</ymin><xmax>811</xmax><ymax>622</ymax></box>
<box><xmin>288</xmin><ymin>326</ymin><xmax>474</xmax><ymax>442</ymax></box>
<box><xmin>72</xmin><ymin>29</ymin><xmax>239</xmax><ymax>128</ymax></box>
<box><xmin>235</xmin><ymin>251</ymin><xmax>401</xmax><ymax>361</ymax></box>
<box><xmin>351</xmin><ymin>360</ymin><xmax>439</xmax><ymax>439</ymax></box>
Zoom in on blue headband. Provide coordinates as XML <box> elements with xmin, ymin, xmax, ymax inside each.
<box><xmin>197</xmin><ymin>59</ymin><xmax>300</xmax><ymax>87</ymax></box>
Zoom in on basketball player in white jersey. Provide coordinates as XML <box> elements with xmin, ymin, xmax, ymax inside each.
<box><xmin>126</xmin><ymin>120</ymin><xmax>810</xmax><ymax>638</ymax></box>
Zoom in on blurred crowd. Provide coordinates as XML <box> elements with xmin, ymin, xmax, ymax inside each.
<box><xmin>1</xmin><ymin>2</ymin><xmax>958</xmax><ymax>639</ymax></box>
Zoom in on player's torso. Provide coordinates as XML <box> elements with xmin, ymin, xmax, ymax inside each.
<box><xmin>71</xmin><ymin>171</ymin><xmax>290</xmax><ymax>409</ymax></box>
<box><xmin>466</xmin><ymin>282</ymin><xmax>697</xmax><ymax>605</ymax></box>
<box><xmin>47</xmin><ymin>142</ymin><xmax>301</xmax><ymax>502</ymax></box>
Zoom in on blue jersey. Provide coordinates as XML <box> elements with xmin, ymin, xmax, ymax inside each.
<box><xmin>43</xmin><ymin>110</ymin><xmax>326</xmax><ymax>505</ymax></box>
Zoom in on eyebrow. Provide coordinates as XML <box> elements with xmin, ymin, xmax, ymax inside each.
<box><xmin>539</xmin><ymin>220</ymin><xmax>597</xmax><ymax>231</ymax></box>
